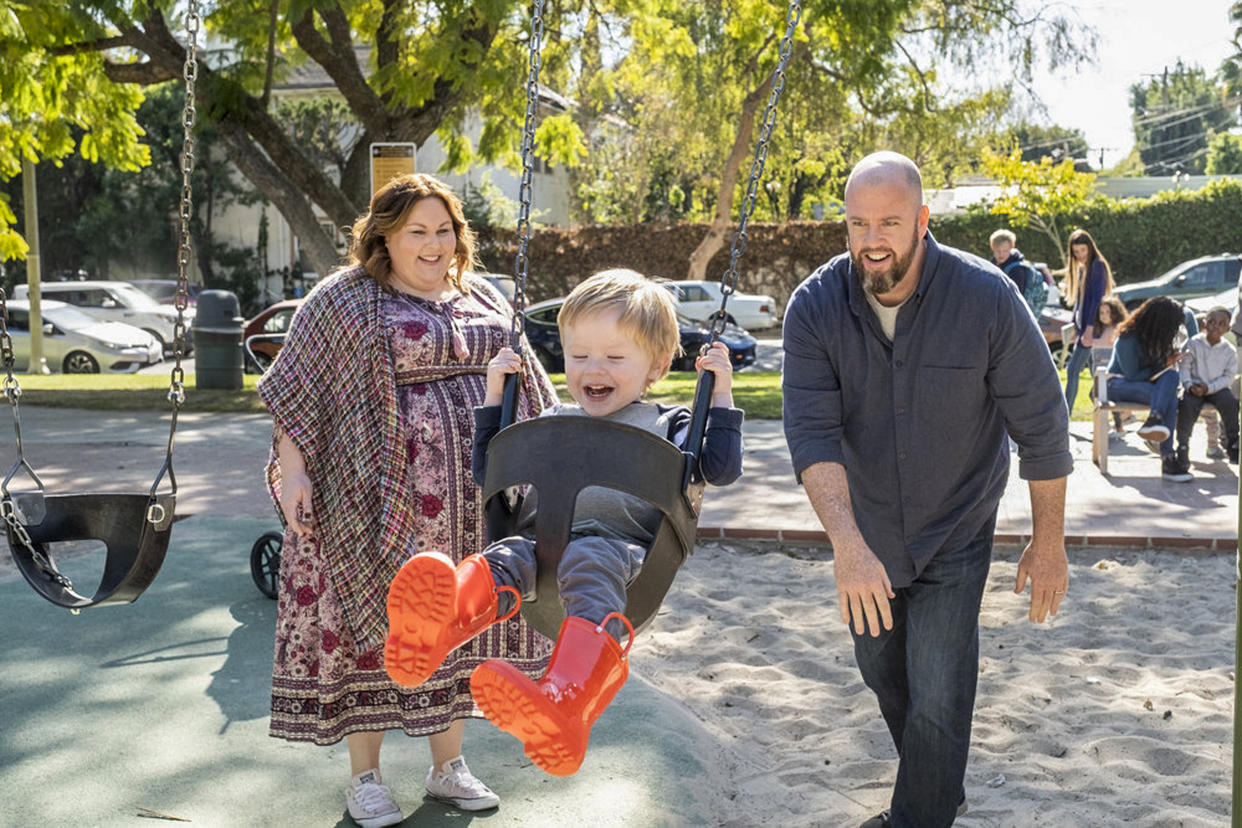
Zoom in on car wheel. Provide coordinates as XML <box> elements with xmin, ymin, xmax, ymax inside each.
<box><xmin>63</xmin><ymin>351</ymin><xmax>100</xmax><ymax>374</ymax></box>
<box><xmin>141</xmin><ymin>328</ymin><xmax>167</xmax><ymax>349</ymax></box>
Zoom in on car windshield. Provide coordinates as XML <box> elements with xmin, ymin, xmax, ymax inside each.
<box><xmin>111</xmin><ymin>283</ymin><xmax>162</xmax><ymax>310</ymax></box>
<box><xmin>43</xmin><ymin>304</ymin><xmax>104</xmax><ymax>331</ymax></box>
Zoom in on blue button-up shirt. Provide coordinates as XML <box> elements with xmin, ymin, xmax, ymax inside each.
<box><xmin>782</xmin><ymin>232</ymin><xmax>1072</xmax><ymax>587</ymax></box>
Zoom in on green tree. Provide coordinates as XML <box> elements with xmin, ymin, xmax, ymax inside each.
<box><xmin>0</xmin><ymin>0</ymin><xmax>593</xmax><ymax>276</ymax></box>
<box><xmin>1206</xmin><ymin>132</ymin><xmax>1242</xmax><ymax>174</ymax></box>
<box><xmin>572</xmin><ymin>0</ymin><xmax>1095</xmax><ymax>279</ymax></box>
<box><xmin>1006</xmin><ymin>123</ymin><xmax>1092</xmax><ymax>170</ymax></box>
<box><xmin>981</xmin><ymin>148</ymin><xmax>1097</xmax><ymax>267</ymax></box>
<box><xmin>1130</xmin><ymin>61</ymin><xmax>1235</xmax><ymax>175</ymax></box>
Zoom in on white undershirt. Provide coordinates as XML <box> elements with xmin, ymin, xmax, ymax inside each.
<box><xmin>864</xmin><ymin>289</ymin><xmax>910</xmax><ymax>341</ymax></box>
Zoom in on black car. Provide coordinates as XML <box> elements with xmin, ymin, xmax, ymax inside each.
<box><xmin>522</xmin><ymin>297</ymin><xmax>758</xmax><ymax>373</ymax></box>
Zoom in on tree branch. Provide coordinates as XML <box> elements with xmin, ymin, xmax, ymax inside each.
<box><xmin>47</xmin><ymin>35</ymin><xmax>127</xmax><ymax>57</ymax></box>
<box><xmin>289</xmin><ymin>4</ymin><xmax>389</xmax><ymax>136</ymax></box>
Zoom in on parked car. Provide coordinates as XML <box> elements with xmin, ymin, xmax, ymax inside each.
<box><xmin>14</xmin><ymin>279</ymin><xmax>194</xmax><ymax>352</ymax></box>
<box><xmin>1113</xmin><ymin>253</ymin><xmax>1242</xmax><ymax>311</ymax></box>
<box><xmin>522</xmin><ymin>297</ymin><xmax>757</xmax><ymax>373</ymax></box>
<box><xmin>128</xmin><ymin>279</ymin><xmax>202</xmax><ymax>307</ymax></box>
<box><xmin>2</xmin><ymin>299</ymin><xmax>163</xmax><ymax>373</ymax></box>
<box><xmin>243</xmin><ymin>298</ymin><xmax>303</xmax><ymax>371</ymax></box>
<box><xmin>660</xmin><ymin>280</ymin><xmax>779</xmax><ymax>331</ymax></box>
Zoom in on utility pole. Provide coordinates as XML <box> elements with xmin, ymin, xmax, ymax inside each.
<box><xmin>20</xmin><ymin>157</ymin><xmax>48</xmax><ymax>375</ymax></box>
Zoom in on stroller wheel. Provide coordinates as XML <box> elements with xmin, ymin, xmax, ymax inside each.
<box><xmin>250</xmin><ymin>531</ymin><xmax>283</xmax><ymax>599</ymax></box>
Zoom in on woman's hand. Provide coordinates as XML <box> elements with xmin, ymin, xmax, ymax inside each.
<box><xmin>1080</xmin><ymin>330</ymin><xmax>1095</xmax><ymax>347</ymax></box>
<box><xmin>280</xmin><ymin>470</ymin><xmax>314</xmax><ymax>536</ymax></box>
<box><xmin>695</xmin><ymin>341</ymin><xmax>735</xmax><ymax>407</ymax></box>
<box><xmin>484</xmin><ymin>346</ymin><xmax>523</xmax><ymax>406</ymax></box>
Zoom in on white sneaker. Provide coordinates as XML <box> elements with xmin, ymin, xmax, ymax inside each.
<box><xmin>425</xmin><ymin>756</ymin><xmax>500</xmax><ymax>811</ymax></box>
<box><xmin>345</xmin><ymin>769</ymin><xmax>404</xmax><ymax>828</ymax></box>
<box><xmin>1207</xmin><ymin>445</ymin><xmax>1228</xmax><ymax>459</ymax></box>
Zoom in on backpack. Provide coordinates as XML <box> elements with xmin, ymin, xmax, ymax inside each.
<box><xmin>1003</xmin><ymin>259</ymin><xmax>1048</xmax><ymax>316</ymax></box>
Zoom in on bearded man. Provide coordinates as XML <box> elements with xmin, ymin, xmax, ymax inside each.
<box><xmin>781</xmin><ymin>151</ymin><xmax>1073</xmax><ymax>828</ymax></box>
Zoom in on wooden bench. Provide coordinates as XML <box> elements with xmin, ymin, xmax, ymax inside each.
<box><xmin>1091</xmin><ymin>366</ymin><xmax>1149</xmax><ymax>475</ymax></box>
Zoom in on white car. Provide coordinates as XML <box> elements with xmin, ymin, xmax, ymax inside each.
<box><xmin>14</xmin><ymin>280</ymin><xmax>193</xmax><ymax>351</ymax></box>
<box><xmin>2</xmin><ymin>300</ymin><xmax>164</xmax><ymax>373</ymax></box>
<box><xmin>661</xmin><ymin>280</ymin><xmax>779</xmax><ymax>331</ymax></box>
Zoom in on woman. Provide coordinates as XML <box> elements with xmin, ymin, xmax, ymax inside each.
<box><xmin>1106</xmin><ymin>296</ymin><xmax>1191</xmax><ymax>482</ymax></box>
<box><xmin>258</xmin><ymin>173</ymin><xmax>556</xmax><ymax>826</ymax></box>
<box><xmin>1062</xmin><ymin>228</ymin><xmax>1115</xmax><ymax>412</ymax></box>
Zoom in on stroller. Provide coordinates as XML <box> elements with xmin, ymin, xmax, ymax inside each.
<box><xmin>250</xmin><ymin>531</ymin><xmax>282</xmax><ymax>599</ymax></box>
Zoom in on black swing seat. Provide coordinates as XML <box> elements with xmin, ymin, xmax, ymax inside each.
<box><xmin>483</xmin><ymin>416</ymin><xmax>704</xmax><ymax>640</ymax></box>
<box><xmin>4</xmin><ymin>491</ymin><xmax>176</xmax><ymax>609</ymax></box>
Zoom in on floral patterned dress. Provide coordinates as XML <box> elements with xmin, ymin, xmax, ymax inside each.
<box><xmin>269</xmin><ymin>283</ymin><xmax>555</xmax><ymax>745</ymax></box>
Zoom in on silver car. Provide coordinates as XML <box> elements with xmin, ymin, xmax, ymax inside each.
<box><xmin>2</xmin><ymin>300</ymin><xmax>164</xmax><ymax>373</ymax></box>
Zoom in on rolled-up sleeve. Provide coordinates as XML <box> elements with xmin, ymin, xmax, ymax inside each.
<box><xmin>984</xmin><ymin>286</ymin><xmax>1074</xmax><ymax>480</ymax></box>
<box><xmin>782</xmin><ymin>282</ymin><xmax>846</xmax><ymax>482</ymax></box>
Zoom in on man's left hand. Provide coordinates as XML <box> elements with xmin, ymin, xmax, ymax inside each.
<box><xmin>1013</xmin><ymin>538</ymin><xmax>1068</xmax><ymax>623</ymax></box>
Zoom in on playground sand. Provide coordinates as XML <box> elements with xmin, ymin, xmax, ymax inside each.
<box><xmin>632</xmin><ymin>541</ymin><xmax>1235</xmax><ymax>826</ymax></box>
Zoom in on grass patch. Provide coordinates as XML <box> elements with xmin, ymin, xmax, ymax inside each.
<box><xmin>4</xmin><ymin>373</ymin><xmax>268</xmax><ymax>413</ymax></box>
<box><xmin>548</xmin><ymin>370</ymin><xmax>784</xmax><ymax>419</ymax></box>
<box><xmin>4</xmin><ymin>366</ymin><xmax>1081</xmax><ymax>423</ymax></box>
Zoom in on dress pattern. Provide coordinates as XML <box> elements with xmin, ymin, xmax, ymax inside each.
<box><xmin>270</xmin><ymin>283</ymin><xmax>554</xmax><ymax>745</ymax></box>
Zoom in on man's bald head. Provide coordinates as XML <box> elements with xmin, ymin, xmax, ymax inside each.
<box><xmin>845</xmin><ymin>151</ymin><xmax>924</xmax><ymax>210</ymax></box>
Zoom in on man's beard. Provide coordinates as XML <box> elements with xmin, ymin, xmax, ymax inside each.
<box><xmin>852</xmin><ymin>231</ymin><xmax>919</xmax><ymax>296</ymax></box>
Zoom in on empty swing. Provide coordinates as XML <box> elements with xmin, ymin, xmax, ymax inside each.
<box><xmin>0</xmin><ymin>1</ymin><xmax>201</xmax><ymax>610</ymax></box>
<box><xmin>483</xmin><ymin>0</ymin><xmax>802</xmax><ymax>641</ymax></box>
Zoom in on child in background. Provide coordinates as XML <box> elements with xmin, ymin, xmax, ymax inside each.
<box><xmin>1086</xmin><ymin>296</ymin><xmax>1128</xmax><ymax>438</ymax></box>
<box><xmin>1177</xmin><ymin>306</ymin><xmax>1239</xmax><ymax>464</ymax></box>
<box><xmin>384</xmin><ymin>268</ymin><xmax>744</xmax><ymax>776</ymax></box>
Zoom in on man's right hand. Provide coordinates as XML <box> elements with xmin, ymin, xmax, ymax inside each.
<box><xmin>833</xmin><ymin>538</ymin><xmax>896</xmax><ymax>637</ymax></box>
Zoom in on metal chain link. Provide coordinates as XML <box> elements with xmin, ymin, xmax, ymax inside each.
<box><xmin>707</xmin><ymin>1</ymin><xmax>801</xmax><ymax>342</ymax></box>
<box><xmin>168</xmin><ymin>0</ymin><xmax>200</xmax><ymax>407</ymax></box>
<box><xmin>0</xmin><ymin>287</ymin><xmax>18</xmax><ymax>405</ymax></box>
<box><xmin>510</xmin><ymin>0</ymin><xmax>547</xmax><ymax>349</ymax></box>
<box><xmin>1</xmin><ymin>501</ymin><xmax>71</xmax><ymax>589</ymax></box>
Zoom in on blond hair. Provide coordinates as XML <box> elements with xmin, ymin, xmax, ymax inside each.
<box><xmin>347</xmin><ymin>173</ymin><xmax>477</xmax><ymax>293</ymax></box>
<box><xmin>558</xmin><ymin>269</ymin><xmax>683</xmax><ymax>382</ymax></box>
<box><xmin>989</xmin><ymin>228</ymin><xmax>1016</xmax><ymax>246</ymax></box>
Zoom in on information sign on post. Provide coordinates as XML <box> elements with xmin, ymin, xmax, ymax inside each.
<box><xmin>370</xmin><ymin>143</ymin><xmax>416</xmax><ymax>196</ymax></box>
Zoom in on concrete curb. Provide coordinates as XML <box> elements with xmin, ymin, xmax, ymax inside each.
<box><xmin>696</xmin><ymin>525</ymin><xmax>1239</xmax><ymax>552</ymax></box>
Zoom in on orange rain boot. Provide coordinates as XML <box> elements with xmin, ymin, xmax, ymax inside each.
<box><xmin>384</xmin><ymin>552</ymin><xmax>519</xmax><ymax>687</ymax></box>
<box><xmin>470</xmin><ymin>613</ymin><xmax>634</xmax><ymax>776</ymax></box>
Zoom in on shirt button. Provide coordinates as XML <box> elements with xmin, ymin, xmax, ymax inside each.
<box><xmin>898</xmin><ymin>451</ymin><xmax>907</xmax><ymax>460</ymax></box>
<box><xmin>896</xmin><ymin>406</ymin><xmax>906</xmax><ymax>414</ymax></box>
<box><xmin>895</xmin><ymin>359</ymin><xmax>904</xmax><ymax>368</ymax></box>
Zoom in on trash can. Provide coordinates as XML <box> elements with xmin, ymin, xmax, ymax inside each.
<box><xmin>193</xmin><ymin>290</ymin><xmax>244</xmax><ymax>390</ymax></box>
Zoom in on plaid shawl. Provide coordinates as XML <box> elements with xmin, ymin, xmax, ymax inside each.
<box><xmin>257</xmin><ymin>267</ymin><xmax>555</xmax><ymax>652</ymax></box>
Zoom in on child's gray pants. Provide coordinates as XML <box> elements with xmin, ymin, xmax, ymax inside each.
<box><xmin>484</xmin><ymin>534</ymin><xmax>646</xmax><ymax>640</ymax></box>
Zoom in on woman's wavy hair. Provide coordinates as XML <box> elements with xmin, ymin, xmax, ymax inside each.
<box><xmin>1117</xmin><ymin>296</ymin><xmax>1184</xmax><ymax>368</ymax></box>
<box><xmin>347</xmin><ymin>173</ymin><xmax>477</xmax><ymax>293</ymax></box>
<box><xmin>1063</xmin><ymin>228</ymin><xmax>1114</xmax><ymax>306</ymax></box>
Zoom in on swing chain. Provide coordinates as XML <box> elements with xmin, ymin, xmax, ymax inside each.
<box><xmin>168</xmin><ymin>0</ymin><xmax>200</xmax><ymax>408</ymax></box>
<box><xmin>1</xmin><ymin>500</ymin><xmax>71</xmax><ymax>589</ymax></box>
<box><xmin>510</xmin><ymin>0</ymin><xmax>547</xmax><ymax>349</ymax></box>
<box><xmin>707</xmin><ymin>1</ymin><xmax>801</xmax><ymax>343</ymax></box>
<box><xmin>0</xmin><ymin>287</ymin><xmax>19</xmax><ymax>403</ymax></box>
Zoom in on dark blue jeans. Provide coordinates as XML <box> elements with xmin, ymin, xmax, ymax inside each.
<box><xmin>1107</xmin><ymin>370</ymin><xmax>1180</xmax><ymax>455</ymax></box>
<box><xmin>852</xmin><ymin>516</ymin><xmax>994</xmax><ymax>828</ymax></box>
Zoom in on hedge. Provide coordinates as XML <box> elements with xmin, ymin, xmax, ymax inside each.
<box><xmin>476</xmin><ymin>178</ymin><xmax>1242</xmax><ymax>313</ymax></box>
